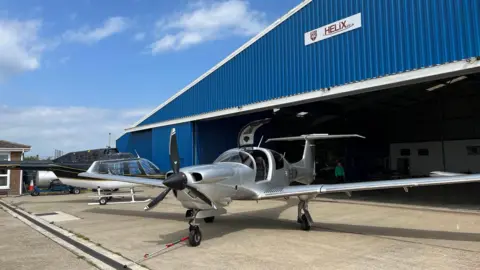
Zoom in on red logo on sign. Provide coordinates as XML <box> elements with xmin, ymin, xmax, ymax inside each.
<box><xmin>310</xmin><ymin>30</ymin><xmax>317</xmax><ymax>41</ymax></box>
<box><xmin>324</xmin><ymin>20</ymin><xmax>354</xmax><ymax>36</ymax></box>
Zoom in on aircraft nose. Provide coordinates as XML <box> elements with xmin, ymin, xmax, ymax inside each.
<box><xmin>163</xmin><ymin>172</ymin><xmax>188</xmax><ymax>190</ymax></box>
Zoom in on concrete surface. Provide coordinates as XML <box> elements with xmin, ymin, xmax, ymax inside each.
<box><xmin>0</xmin><ymin>206</ymin><xmax>97</xmax><ymax>270</ymax></box>
<box><xmin>3</xmin><ymin>189</ymin><xmax>480</xmax><ymax>270</ymax></box>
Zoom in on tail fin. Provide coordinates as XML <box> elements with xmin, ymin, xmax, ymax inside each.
<box><xmin>266</xmin><ymin>134</ymin><xmax>365</xmax><ymax>185</ymax></box>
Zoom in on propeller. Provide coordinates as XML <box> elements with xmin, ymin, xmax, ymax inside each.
<box><xmin>144</xmin><ymin>128</ymin><xmax>216</xmax><ymax>211</ymax></box>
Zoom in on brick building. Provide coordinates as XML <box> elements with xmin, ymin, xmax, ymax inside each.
<box><xmin>0</xmin><ymin>140</ymin><xmax>31</xmax><ymax>196</ymax></box>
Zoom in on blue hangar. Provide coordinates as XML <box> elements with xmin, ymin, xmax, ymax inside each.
<box><xmin>117</xmin><ymin>0</ymin><xmax>480</xmax><ymax>181</ymax></box>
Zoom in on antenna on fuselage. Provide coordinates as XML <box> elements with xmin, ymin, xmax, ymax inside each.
<box><xmin>258</xmin><ymin>135</ymin><xmax>264</xmax><ymax>147</ymax></box>
<box><xmin>134</xmin><ymin>149</ymin><xmax>141</xmax><ymax>158</ymax></box>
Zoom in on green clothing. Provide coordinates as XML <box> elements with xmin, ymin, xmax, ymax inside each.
<box><xmin>335</xmin><ymin>165</ymin><xmax>345</xmax><ymax>177</ymax></box>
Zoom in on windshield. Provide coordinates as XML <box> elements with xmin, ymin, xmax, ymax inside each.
<box><xmin>93</xmin><ymin>158</ymin><xmax>162</xmax><ymax>176</ymax></box>
<box><xmin>214</xmin><ymin>150</ymin><xmax>254</xmax><ymax>169</ymax></box>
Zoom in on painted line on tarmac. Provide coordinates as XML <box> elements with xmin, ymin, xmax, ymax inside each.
<box><xmin>313</xmin><ymin>198</ymin><xmax>480</xmax><ymax>216</ymax></box>
<box><xmin>0</xmin><ymin>200</ymin><xmax>148</xmax><ymax>270</ymax></box>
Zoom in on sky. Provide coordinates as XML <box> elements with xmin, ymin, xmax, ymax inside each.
<box><xmin>0</xmin><ymin>0</ymin><xmax>300</xmax><ymax>157</ymax></box>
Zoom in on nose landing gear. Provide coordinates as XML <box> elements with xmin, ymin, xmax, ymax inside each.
<box><xmin>188</xmin><ymin>210</ymin><xmax>202</xmax><ymax>247</ymax></box>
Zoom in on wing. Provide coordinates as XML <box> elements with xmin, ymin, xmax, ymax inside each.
<box><xmin>257</xmin><ymin>173</ymin><xmax>480</xmax><ymax>199</ymax></box>
<box><xmin>78</xmin><ymin>172</ymin><xmax>166</xmax><ymax>187</ymax></box>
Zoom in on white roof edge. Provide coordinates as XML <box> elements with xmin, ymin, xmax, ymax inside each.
<box><xmin>0</xmin><ymin>148</ymin><xmax>31</xmax><ymax>152</ymax></box>
<box><xmin>130</xmin><ymin>0</ymin><xmax>314</xmax><ymax>128</ymax></box>
<box><xmin>122</xmin><ymin>60</ymin><xmax>480</xmax><ymax>134</ymax></box>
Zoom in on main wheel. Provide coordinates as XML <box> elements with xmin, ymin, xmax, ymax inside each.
<box><xmin>204</xmin><ymin>216</ymin><xmax>215</xmax><ymax>223</ymax></box>
<box><xmin>99</xmin><ymin>197</ymin><xmax>108</xmax><ymax>205</ymax></box>
<box><xmin>300</xmin><ymin>214</ymin><xmax>311</xmax><ymax>231</ymax></box>
<box><xmin>188</xmin><ymin>226</ymin><xmax>202</xmax><ymax>247</ymax></box>
<box><xmin>72</xmin><ymin>188</ymin><xmax>80</xmax><ymax>195</ymax></box>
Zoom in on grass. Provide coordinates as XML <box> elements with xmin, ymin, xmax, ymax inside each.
<box><xmin>74</xmin><ymin>233</ymin><xmax>90</xmax><ymax>241</ymax></box>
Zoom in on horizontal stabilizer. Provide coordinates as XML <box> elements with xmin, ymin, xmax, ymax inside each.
<box><xmin>266</xmin><ymin>134</ymin><xmax>365</xmax><ymax>143</ymax></box>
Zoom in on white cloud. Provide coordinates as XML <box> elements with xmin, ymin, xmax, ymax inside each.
<box><xmin>0</xmin><ymin>19</ymin><xmax>46</xmax><ymax>80</ymax></box>
<box><xmin>0</xmin><ymin>105</ymin><xmax>152</xmax><ymax>157</ymax></box>
<box><xmin>133</xmin><ymin>32</ymin><xmax>145</xmax><ymax>41</ymax></box>
<box><xmin>63</xmin><ymin>16</ymin><xmax>129</xmax><ymax>44</ymax></box>
<box><xmin>149</xmin><ymin>0</ymin><xmax>267</xmax><ymax>54</ymax></box>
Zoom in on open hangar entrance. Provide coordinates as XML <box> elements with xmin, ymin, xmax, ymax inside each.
<box><xmin>193</xmin><ymin>71</ymin><xmax>480</xmax><ymax>207</ymax></box>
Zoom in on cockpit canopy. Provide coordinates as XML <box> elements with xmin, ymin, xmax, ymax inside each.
<box><xmin>89</xmin><ymin>158</ymin><xmax>162</xmax><ymax>176</ymax></box>
<box><xmin>213</xmin><ymin>148</ymin><xmax>285</xmax><ymax>182</ymax></box>
<box><xmin>213</xmin><ymin>149</ymin><xmax>254</xmax><ymax>169</ymax></box>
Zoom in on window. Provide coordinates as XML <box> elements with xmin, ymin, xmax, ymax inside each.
<box><xmin>271</xmin><ymin>151</ymin><xmax>284</xmax><ymax>170</ymax></box>
<box><xmin>0</xmin><ymin>153</ymin><xmax>9</xmax><ymax>188</ymax></box>
<box><xmin>139</xmin><ymin>159</ymin><xmax>162</xmax><ymax>175</ymax></box>
<box><xmin>467</xmin><ymin>146</ymin><xmax>480</xmax><ymax>156</ymax></box>
<box><xmin>214</xmin><ymin>150</ymin><xmax>254</xmax><ymax>169</ymax></box>
<box><xmin>400</xmin><ymin>149</ymin><xmax>410</xmax><ymax>156</ymax></box>
<box><xmin>126</xmin><ymin>161</ymin><xmax>143</xmax><ymax>175</ymax></box>
<box><xmin>248</xmin><ymin>150</ymin><xmax>269</xmax><ymax>182</ymax></box>
<box><xmin>417</xmin><ymin>149</ymin><xmax>429</xmax><ymax>156</ymax></box>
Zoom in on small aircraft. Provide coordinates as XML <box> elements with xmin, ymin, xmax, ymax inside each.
<box><xmin>0</xmin><ymin>147</ymin><xmax>164</xmax><ymax>205</ymax></box>
<box><xmin>79</xmin><ymin>118</ymin><xmax>480</xmax><ymax>247</ymax></box>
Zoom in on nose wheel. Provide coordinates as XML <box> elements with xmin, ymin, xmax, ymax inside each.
<box><xmin>188</xmin><ymin>224</ymin><xmax>202</xmax><ymax>247</ymax></box>
<box><xmin>187</xmin><ymin>210</ymin><xmax>202</xmax><ymax>247</ymax></box>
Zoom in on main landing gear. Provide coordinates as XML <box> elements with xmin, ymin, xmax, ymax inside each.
<box><xmin>297</xmin><ymin>199</ymin><xmax>313</xmax><ymax>231</ymax></box>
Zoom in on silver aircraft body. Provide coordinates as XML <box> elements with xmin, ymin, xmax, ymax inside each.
<box><xmin>79</xmin><ymin>118</ymin><xmax>480</xmax><ymax>246</ymax></box>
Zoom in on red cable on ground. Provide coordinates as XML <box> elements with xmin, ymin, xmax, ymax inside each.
<box><xmin>124</xmin><ymin>236</ymin><xmax>189</xmax><ymax>268</ymax></box>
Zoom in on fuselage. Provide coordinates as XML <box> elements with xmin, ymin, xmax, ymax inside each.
<box><xmin>171</xmin><ymin>147</ymin><xmax>296</xmax><ymax>210</ymax></box>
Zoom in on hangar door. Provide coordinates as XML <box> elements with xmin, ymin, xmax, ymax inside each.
<box><xmin>194</xmin><ymin>112</ymin><xmax>272</xmax><ymax>165</ymax></box>
<box><xmin>116</xmin><ymin>130</ymin><xmax>153</xmax><ymax>161</ymax></box>
<box><xmin>152</xmin><ymin>122</ymin><xmax>194</xmax><ymax>172</ymax></box>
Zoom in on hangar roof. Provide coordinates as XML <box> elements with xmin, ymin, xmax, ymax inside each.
<box><xmin>124</xmin><ymin>0</ymin><xmax>480</xmax><ymax>135</ymax></box>
<box><xmin>130</xmin><ymin>0</ymin><xmax>312</xmax><ymax>130</ymax></box>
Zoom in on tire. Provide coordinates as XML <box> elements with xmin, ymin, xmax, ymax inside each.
<box><xmin>31</xmin><ymin>191</ymin><xmax>40</xmax><ymax>196</ymax></box>
<box><xmin>73</xmin><ymin>188</ymin><xmax>80</xmax><ymax>195</ymax></box>
<box><xmin>204</xmin><ymin>216</ymin><xmax>215</xmax><ymax>223</ymax></box>
<box><xmin>300</xmin><ymin>214</ymin><xmax>311</xmax><ymax>231</ymax></box>
<box><xmin>188</xmin><ymin>226</ymin><xmax>202</xmax><ymax>247</ymax></box>
<box><xmin>99</xmin><ymin>197</ymin><xmax>107</xmax><ymax>205</ymax></box>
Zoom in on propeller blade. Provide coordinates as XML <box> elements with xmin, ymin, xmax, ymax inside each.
<box><xmin>186</xmin><ymin>186</ymin><xmax>217</xmax><ymax>210</ymax></box>
<box><xmin>144</xmin><ymin>187</ymin><xmax>171</xmax><ymax>211</ymax></box>
<box><xmin>163</xmin><ymin>172</ymin><xmax>187</xmax><ymax>190</ymax></box>
<box><xmin>169</xmin><ymin>128</ymin><xmax>180</xmax><ymax>174</ymax></box>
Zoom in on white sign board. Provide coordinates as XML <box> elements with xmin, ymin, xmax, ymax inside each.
<box><xmin>305</xmin><ymin>13</ymin><xmax>362</xmax><ymax>46</ymax></box>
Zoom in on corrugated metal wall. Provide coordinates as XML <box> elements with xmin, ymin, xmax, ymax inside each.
<box><xmin>151</xmin><ymin>122</ymin><xmax>193</xmax><ymax>172</ymax></box>
<box><xmin>138</xmin><ymin>0</ymin><xmax>480</xmax><ymax>127</ymax></box>
<box><xmin>116</xmin><ymin>130</ymin><xmax>153</xmax><ymax>161</ymax></box>
<box><xmin>194</xmin><ymin>112</ymin><xmax>271</xmax><ymax>164</ymax></box>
